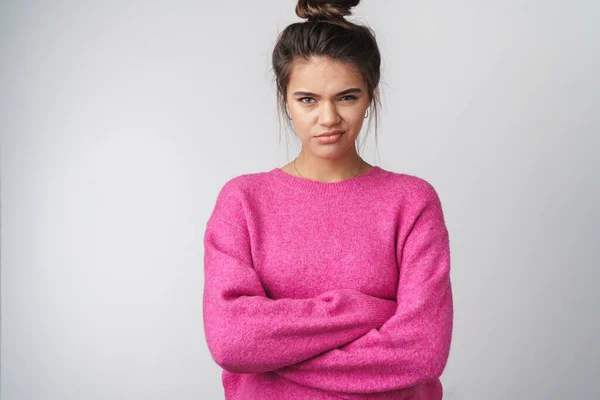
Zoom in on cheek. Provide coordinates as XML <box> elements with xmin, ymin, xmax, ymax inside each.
<box><xmin>288</xmin><ymin>103</ymin><xmax>307</xmax><ymax>120</ymax></box>
<box><xmin>341</xmin><ymin>109</ymin><xmax>366</xmax><ymax>128</ymax></box>
<box><xmin>289</xmin><ymin>112</ymin><xmax>314</xmax><ymax>137</ymax></box>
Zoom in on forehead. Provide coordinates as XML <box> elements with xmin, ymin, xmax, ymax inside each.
<box><xmin>288</xmin><ymin>57</ymin><xmax>366</xmax><ymax>92</ymax></box>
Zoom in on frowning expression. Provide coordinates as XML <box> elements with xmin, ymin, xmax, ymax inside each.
<box><xmin>286</xmin><ymin>56</ymin><xmax>371</xmax><ymax>158</ymax></box>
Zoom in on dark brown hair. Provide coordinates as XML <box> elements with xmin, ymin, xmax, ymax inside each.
<box><xmin>272</xmin><ymin>0</ymin><xmax>382</xmax><ymax>154</ymax></box>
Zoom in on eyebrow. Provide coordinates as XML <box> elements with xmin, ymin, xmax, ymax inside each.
<box><xmin>292</xmin><ymin>88</ymin><xmax>363</xmax><ymax>97</ymax></box>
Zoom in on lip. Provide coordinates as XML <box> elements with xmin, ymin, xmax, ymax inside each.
<box><xmin>315</xmin><ymin>130</ymin><xmax>345</xmax><ymax>137</ymax></box>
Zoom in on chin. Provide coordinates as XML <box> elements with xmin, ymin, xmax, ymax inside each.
<box><xmin>312</xmin><ymin>144</ymin><xmax>355</xmax><ymax>159</ymax></box>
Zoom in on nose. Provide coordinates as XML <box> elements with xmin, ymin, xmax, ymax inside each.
<box><xmin>318</xmin><ymin>101</ymin><xmax>341</xmax><ymax>127</ymax></box>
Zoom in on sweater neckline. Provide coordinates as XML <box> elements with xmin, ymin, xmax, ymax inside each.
<box><xmin>269</xmin><ymin>165</ymin><xmax>384</xmax><ymax>193</ymax></box>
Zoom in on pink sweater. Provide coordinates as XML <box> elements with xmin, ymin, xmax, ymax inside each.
<box><xmin>203</xmin><ymin>165</ymin><xmax>453</xmax><ymax>399</ymax></box>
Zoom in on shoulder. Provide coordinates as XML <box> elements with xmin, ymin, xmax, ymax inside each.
<box><xmin>208</xmin><ymin>170</ymin><xmax>270</xmax><ymax>225</ymax></box>
<box><xmin>215</xmin><ymin>170</ymin><xmax>270</xmax><ymax>200</ymax></box>
<box><xmin>378</xmin><ymin>167</ymin><xmax>442</xmax><ymax>206</ymax></box>
<box><xmin>383</xmin><ymin>170</ymin><xmax>448</xmax><ymax>237</ymax></box>
<box><xmin>372</xmin><ymin>168</ymin><xmax>448</xmax><ymax>240</ymax></box>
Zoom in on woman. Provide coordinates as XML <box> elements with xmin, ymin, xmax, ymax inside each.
<box><xmin>203</xmin><ymin>1</ymin><xmax>453</xmax><ymax>399</ymax></box>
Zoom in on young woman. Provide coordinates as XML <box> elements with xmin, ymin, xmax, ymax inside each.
<box><xmin>203</xmin><ymin>1</ymin><xmax>453</xmax><ymax>399</ymax></box>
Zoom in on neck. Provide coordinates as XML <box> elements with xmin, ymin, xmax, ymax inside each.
<box><xmin>294</xmin><ymin>151</ymin><xmax>367</xmax><ymax>183</ymax></box>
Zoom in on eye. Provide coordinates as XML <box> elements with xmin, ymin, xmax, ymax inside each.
<box><xmin>340</xmin><ymin>95</ymin><xmax>358</xmax><ymax>101</ymax></box>
<box><xmin>299</xmin><ymin>97</ymin><xmax>315</xmax><ymax>104</ymax></box>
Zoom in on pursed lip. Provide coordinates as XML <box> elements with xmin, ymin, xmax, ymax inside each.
<box><xmin>315</xmin><ymin>130</ymin><xmax>344</xmax><ymax>137</ymax></box>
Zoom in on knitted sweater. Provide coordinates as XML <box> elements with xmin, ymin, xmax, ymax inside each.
<box><xmin>202</xmin><ymin>165</ymin><xmax>453</xmax><ymax>400</ymax></box>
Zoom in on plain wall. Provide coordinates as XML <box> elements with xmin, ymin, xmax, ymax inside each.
<box><xmin>1</xmin><ymin>1</ymin><xmax>599</xmax><ymax>399</ymax></box>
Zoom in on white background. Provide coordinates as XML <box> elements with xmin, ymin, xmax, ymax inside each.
<box><xmin>1</xmin><ymin>1</ymin><xmax>599</xmax><ymax>399</ymax></box>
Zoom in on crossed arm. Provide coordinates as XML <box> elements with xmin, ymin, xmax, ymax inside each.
<box><xmin>272</xmin><ymin>188</ymin><xmax>453</xmax><ymax>394</ymax></box>
<box><xmin>203</xmin><ymin>215</ymin><xmax>398</xmax><ymax>374</ymax></box>
<box><xmin>203</xmin><ymin>184</ymin><xmax>452</xmax><ymax>394</ymax></box>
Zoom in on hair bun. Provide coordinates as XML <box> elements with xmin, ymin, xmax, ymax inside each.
<box><xmin>296</xmin><ymin>0</ymin><xmax>360</xmax><ymax>21</ymax></box>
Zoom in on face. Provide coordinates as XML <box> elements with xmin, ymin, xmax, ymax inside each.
<box><xmin>285</xmin><ymin>56</ymin><xmax>371</xmax><ymax>160</ymax></box>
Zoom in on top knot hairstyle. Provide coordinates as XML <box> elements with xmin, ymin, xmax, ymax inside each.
<box><xmin>296</xmin><ymin>0</ymin><xmax>360</xmax><ymax>21</ymax></box>
<box><xmin>272</xmin><ymin>0</ymin><xmax>382</xmax><ymax>145</ymax></box>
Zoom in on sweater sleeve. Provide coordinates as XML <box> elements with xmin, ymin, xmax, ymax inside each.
<box><xmin>274</xmin><ymin>183</ymin><xmax>453</xmax><ymax>394</ymax></box>
<box><xmin>202</xmin><ymin>180</ymin><xmax>398</xmax><ymax>374</ymax></box>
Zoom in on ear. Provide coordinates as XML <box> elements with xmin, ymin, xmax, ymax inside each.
<box><xmin>284</xmin><ymin>102</ymin><xmax>292</xmax><ymax>121</ymax></box>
